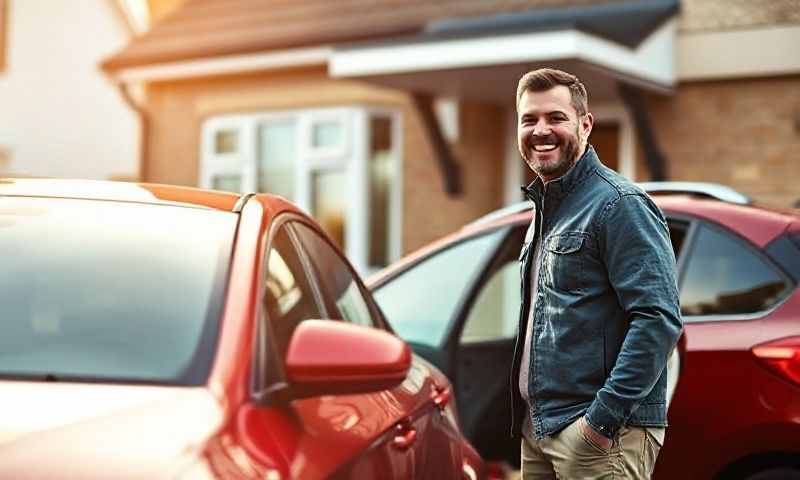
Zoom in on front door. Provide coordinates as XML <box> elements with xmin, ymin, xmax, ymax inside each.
<box><xmin>589</xmin><ymin>123</ymin><xmax>619</xmax><ymax>172</ymax></box>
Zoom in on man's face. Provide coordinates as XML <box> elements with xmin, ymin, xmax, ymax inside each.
<box><xmin>517</xmin><ymin>85</ymin><xmax>593</xmax><ymax>182</ymax></box>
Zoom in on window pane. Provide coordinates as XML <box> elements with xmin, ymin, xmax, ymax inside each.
<box><xmin>311</xmin><ymin>121</ymin><xmax>343</xmax><ymax>148</ymax></box>
<box><xmin>263</xmin><ymin>227</ymin><xmax>324</xmax><ymax>358</ymax></box>
<box><xmin>214</xmin><ymin>129</ymin><xmax>239</xmax><ymax>154</ymax></box>
<box><xmin>668</xmin><ymin>219</ymin><xmax>689</xmax><ymax>259</ymax></box>
<box><xmin>0</xmin><ymin>198</ymin><xmax>236</xmax><ymax>385</ymax></box>
<box><xmin>311</xmin><ymin>170</ymin><xmax>346</xmax><ymax>251</ymax></box>
<box><xmin>681</xmin><ymin>224</ymin><xmax>790</xmax><ymax>316</ymax></box>
<box><xmin>373</xmin><ymin>229</ymin><xmax>505</xmax><ymax>347</ymax></box>
<box><xmin>258</xmin><ymin>120</ymin><xmax>296</xmax><ymax>200</ymax></box>
<box><xmin>292</xmin><ymin>223</ymin><xmax>377</xmax><ymax>328</ymax></box>
<box><xmin>211</xmin><ymin>174</ymin><xmax>242</xmax><ymax>192</ymax></box>
<box><xmin>461</xmin><ymin>262</ymin><xmax>520</xmax><ymax>343</ymax></box>
<box><xmin>368</xmin><ymin>116</ymin><xmax>394</xmax><ymax>268</ymax></box>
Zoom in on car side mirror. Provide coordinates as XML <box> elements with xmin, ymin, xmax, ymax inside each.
<box><xmin>285</xmin><ymin>320</ymin><xmax>411</xmax><ymax>399</ymax></box>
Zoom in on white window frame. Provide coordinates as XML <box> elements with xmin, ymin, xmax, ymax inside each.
<box><xmin>305</xmin><ymin>110</ymin><xmax>352</xmax><ymax>161</ymax></box>
<box><xmin>200</xmin><ymin>106</ymin><xmax>402</xmax><ymax>274</ymax></box>
<box><xmin>355</xmin><ymin>107</ymin><xmax>404</xmax><ymax>275</ymax></box>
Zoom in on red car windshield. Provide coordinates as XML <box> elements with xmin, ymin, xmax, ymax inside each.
<box><xmin>0</xmin><ymin>197</ymin><xmax>236</xmax><ymax>385</ymax></box>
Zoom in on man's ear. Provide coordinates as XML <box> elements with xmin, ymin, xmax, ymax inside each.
<box><xmin>581</xmin><ymin>112</ymin><xmax>594</xmax><ymax>140</ymax></box>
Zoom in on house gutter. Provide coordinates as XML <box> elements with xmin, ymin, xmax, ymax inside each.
<box><xmin>114</xmin><ymin>82</ymin><xmax>149</xmax><ymax>182</ymax></box>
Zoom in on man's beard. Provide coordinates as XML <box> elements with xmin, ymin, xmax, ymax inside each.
<box><xmin>523</xmin><ymin>129</ymin><xmax>582</xmax><ymax>179</ymax></box>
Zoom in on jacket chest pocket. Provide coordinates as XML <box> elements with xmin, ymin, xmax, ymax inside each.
<box><xmin>542</xmin><ymin>234</ymin><xmax>586</xmax><ymax>292</ymax></box>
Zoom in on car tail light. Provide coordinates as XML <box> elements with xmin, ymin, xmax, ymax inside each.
<box><xmin>751</xmin><ymin>336</ymin><xmax>800</xmax><ymax>387</ymax></box>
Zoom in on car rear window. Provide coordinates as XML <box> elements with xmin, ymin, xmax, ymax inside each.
<box><xmin>680</xmin><ymin>223</ymin><xmax>792</xmax><ymax>317</ymax></box>
<box><xmin>0</xmin><ymin>197</ymin><xmax>236</xmax><ymax>385</ymax></box>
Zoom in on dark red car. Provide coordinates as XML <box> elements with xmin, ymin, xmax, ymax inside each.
<box><xmin>369</xmin><ymin>183</ymin><xmax>800</xmax><ymax>480</ymax></box>
<box><xmin>0</xmin><ymin>179</ymin><xmax>484</xmax><ymax>479</ymax></box>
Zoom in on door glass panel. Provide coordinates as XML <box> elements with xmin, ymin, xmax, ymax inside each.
<box><xmin>461</xmin><ymin>261</ymin><xmax>520</xmax><ymax>343</ymax></box>
<box><xmin>368</xmin><ymin>116</ymin><xmax>394</xmax><ymax>268</ymax></box>
<box><xmin>667</xmin><ymin>219</ymin><xmax>689</xmax><ymax>260</ymax></box>
<box><xmin>311</xmin><ymin>170</ymin><xmax>347</xmax><ymax>251</ymax></box>
<box><xmin>263</xmin><ymin>227</ymin><xmax>325</xmax><ymax>358</ymax></box>
<box><xmin>680</xmin><ymin>224</ymin><xmax>791</xmax><ymax>317</ymax></box>
<box><xmin>373</xmin><ymin>229</ymin><xmax>506</xmax><ymax>347</ymax></box>
<box><xmin>258</xmin><ymin>120</ymin><xmax>296</xmax><ymax>200</ymax></box>
<box><xmin>292</xmin><ymin>222</ymin><xmax>377</xmax><ymax>328</ymax></box>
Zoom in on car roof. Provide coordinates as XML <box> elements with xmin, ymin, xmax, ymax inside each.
<box><xmin>0</xmin><ymin>178</ymin><xmax>242</xmax><ymax>211</ymax></box>
<box><xmin>655</xmin><ymin>196</ymin><xmax>796</xmax><ymax>247</ymax></box>
<box><xmin>368</xmin><ymin>193</ymin><xmax>798</xmax><ymax>288</ymax></box>
<box><xmin>473</xmin><ymin>195</ymin><xmax>796</xmax><ymax>247</ymax></box>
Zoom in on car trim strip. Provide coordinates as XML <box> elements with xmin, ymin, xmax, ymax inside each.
<box><xmin>233</xmin><ymin>192</ymin><xmax>256</xmax><ymax>212</ymax></box>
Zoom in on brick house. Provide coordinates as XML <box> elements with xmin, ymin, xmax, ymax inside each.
<box><xmin>101</xmin><ymin>0</ymin><xmax>800</xmax><ymax>273</ymax></box>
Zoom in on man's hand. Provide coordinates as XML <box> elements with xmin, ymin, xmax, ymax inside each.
<box><xmin>578</xmin><ymin>416</ymin><xmax>612</xmax><ymax>450</ymax></box>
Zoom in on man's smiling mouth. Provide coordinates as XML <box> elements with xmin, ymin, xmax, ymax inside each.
<box><xmin>533</xmin><ymin>144</ymin><xmax>558</xmax><ymax>152</ymax></box>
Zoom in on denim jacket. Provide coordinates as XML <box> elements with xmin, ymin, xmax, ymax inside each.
<box><xmin>511</xmin><ymin>146</ymin><xmax>683</xmax><ymax>441</ymax></box>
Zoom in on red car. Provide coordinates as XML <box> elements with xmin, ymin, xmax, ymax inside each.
<box><xmin>369</xmin><ymin>183</ymin><xmax>800</xmax><ymax>480</ymax></box>
<box><xmin>0</xmin><ymin>179</ymin><xmax>484</xmax><ymax>480</ymax></box>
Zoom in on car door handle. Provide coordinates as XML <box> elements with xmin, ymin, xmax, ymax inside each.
<box><xmin>432</xmin><ymin>385</ymin><xmax>451</xmax><ymax>409</ymax></box>
<box><xmin>392</xmin><ymin>422</ymin><xmax>418</xmax><ymax>451</ymax></box>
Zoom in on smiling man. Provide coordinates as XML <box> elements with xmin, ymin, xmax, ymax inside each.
<box><xmin>511</xmin><ymin>68</ymin><xmax>682</xmax><ymax>479</ymax></box>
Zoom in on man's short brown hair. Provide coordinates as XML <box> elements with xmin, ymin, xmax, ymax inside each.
<box><xmin>516</xmin><ymin>68</ymin><xmax>589</xmax><ymax>116</ymax></box>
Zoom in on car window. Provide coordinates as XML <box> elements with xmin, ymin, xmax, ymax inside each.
<box><xmin>460</xmin><ymin>261</ymin><xmax>520</xmax><ymax>344</ymax></box>
<box><xmin>291</xmin><ymin>222</ymin><xmax>379</xmax><ymax>328</ymax></box>
<box><xmin>0</xmin><ymin>198</ymin><xmax>235</xmax><ymax>385</ymax></box>
<box><xmin>667</xmin><ymin>219</ymin><xmax>689</xmax><ymax>260</ymax></box>
<box><xmin>263</xmin><ymin>225</ymin><xmax>326</xmax><ymax>359</ymax></box>
<box><xmin>680</xmin><ymin>223</ymin><xmax>792</xmax><ymax>317</ymax></box>
<box><xmin>373</xmin><ymin>229</ymin><xmax>506</xmax><ymax>348</ymax></box>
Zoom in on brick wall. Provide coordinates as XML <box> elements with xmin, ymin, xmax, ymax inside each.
<box><xmin>679</xmin><ymin>0</ymin><xmax>800</xmax><ymax>32</ymax></box>
<box><xmin>642</xmin><ymin>75</ymin><xmax>800</xmax><ymax>207</ymax></box>
<box><xmin>401</xmin><ymin>99</ymin><xmax>505</xmax><ymax>252</ymax></box>
<box><xmin>144</xmin><ymin>67</ymin><xmax>506</xmax><ymax>254</ymax></box>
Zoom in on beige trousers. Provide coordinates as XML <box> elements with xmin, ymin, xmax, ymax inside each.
<box><xmin>521</xmin><ymin>419</ymin><xmax>663</xmax><ymax>479</ymax></box>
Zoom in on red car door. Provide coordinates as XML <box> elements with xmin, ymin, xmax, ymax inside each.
<box><xmin>289</xmin><ymin>220</ymin><xmax>464</xmax><ymax>479</ymax></box>
<box><xmin>238</xmin><ymin>218</ymin><xmax>462</xmax><ymax>479</ymax></box>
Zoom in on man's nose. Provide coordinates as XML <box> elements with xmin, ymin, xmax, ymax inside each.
<box><xmin>531</xmin><ymin>119</ymin><xmax>551</xmax><ymax>136</ymax></box>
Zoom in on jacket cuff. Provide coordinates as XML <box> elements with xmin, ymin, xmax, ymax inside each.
<box><xmin>585</xmin><ymin>398</ymin><xmax>624</xmax><ymax>439</ymax></box>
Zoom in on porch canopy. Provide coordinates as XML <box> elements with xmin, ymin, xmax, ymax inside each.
<box><xmin>329</xmin><ymin>0</ymin><xmax>679</xmax><ymax>103</ymax></box>
<box><xmin>104</xmin><ymin>0</ymin><xmax>678</xmax><ymax>101</ymax></box>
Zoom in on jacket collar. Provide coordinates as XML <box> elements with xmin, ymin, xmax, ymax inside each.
<box><xmin>521</xmin><ymin>144</ymin><xmax>600</xmax><ymax>203</ymax></box>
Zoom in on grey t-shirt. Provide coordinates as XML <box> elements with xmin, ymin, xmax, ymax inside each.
<box><xmin>519</xmin><ymin>218</ymin><xmax>543</xmax><ymax>439</ymax></box>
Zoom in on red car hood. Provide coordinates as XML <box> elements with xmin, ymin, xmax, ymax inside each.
<box><xmin>0</xmin><ymin>381</ymin><xmax>224</xmax><ymax>479</ymax></box>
